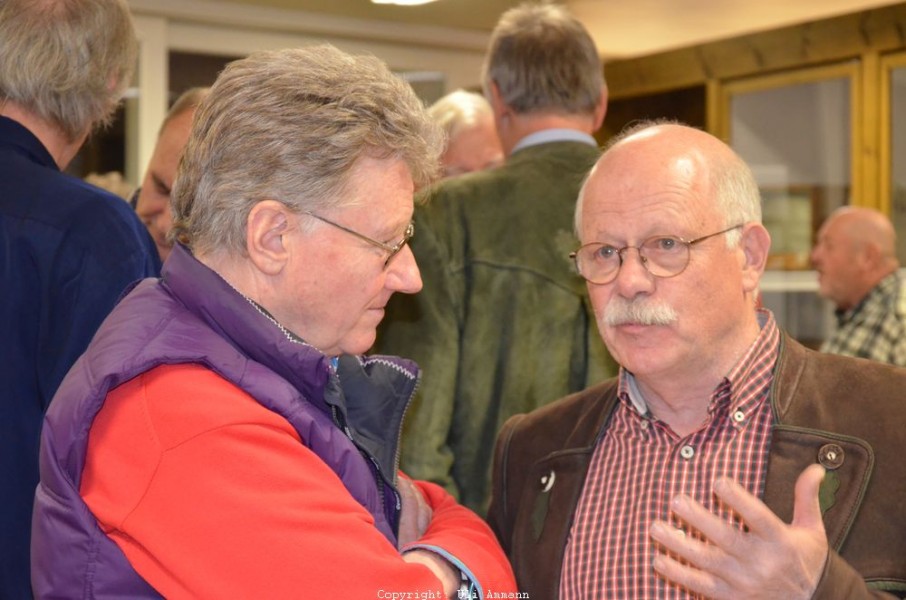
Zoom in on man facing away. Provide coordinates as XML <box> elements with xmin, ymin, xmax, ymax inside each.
<box><xmin>811</xmin><ymin>206</ymin><xmax>906</xmax><ymax>366</ymax></box>
<box><xmin>489</xmin><ymin>122</ymin><xmax>906</xmax><ymax>599</ymax></box>
<box><xmin>0</xmin><ymin>1</ymin><xmax>159</xmax><ymax>596</ymax></box>
<box><xmin>377</xmin><ymin>1</ymin><xmax>616</xmax><ymax>516</ymax></box>
<box><xmin>135</xmin><ymin>87</ymin><xmax>209</xmax><ymax>266</ymax></box>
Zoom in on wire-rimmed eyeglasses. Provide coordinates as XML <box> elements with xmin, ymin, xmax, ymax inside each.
<box><xmin>303</xmin><ymin>210</ymin><xmax>414</xmax><ymax>268</ymax></box>
<box><xmin>570</xmin><ymin>224</ymin><xmax>744</xmax><ymax>285</ymax></box>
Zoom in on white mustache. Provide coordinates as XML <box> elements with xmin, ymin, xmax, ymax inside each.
<box><xmin>602</xmin><ymin>297</ymin><xmax>678</xmax><ymax>326</ymax></box>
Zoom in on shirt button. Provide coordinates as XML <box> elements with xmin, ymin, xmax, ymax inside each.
<box><xmin>640</xmin><ymin>420</ymin><xmax>649</xmax><ymax>430</ymax></box>
<box><xmin>732</xmin><ymin>410</ymin><xmax>745</xmax><ymax>424</ymax></box>
<box><xmin>680</xmin><ymin>445</ymin><xmax>695</xmax><ymax>460</ymax></box>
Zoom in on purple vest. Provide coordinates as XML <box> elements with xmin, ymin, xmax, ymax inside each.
<box><xmin>31</xmin><ymin>245</ymin><xmax>418</xmax><ymax>598</ymax></box>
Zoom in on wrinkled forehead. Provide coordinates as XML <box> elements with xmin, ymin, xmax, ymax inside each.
<box><xmin>579</xmin><ymin>143</ymin><xmax>715</xmax><ymax>233</ymax></box>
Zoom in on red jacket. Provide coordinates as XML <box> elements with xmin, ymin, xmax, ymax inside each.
<box><xmin>83</xmin><ymin>363</ymin><xmax>516</xmax><ymax>599</ymax></box>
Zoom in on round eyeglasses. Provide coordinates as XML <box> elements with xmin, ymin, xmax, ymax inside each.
<box><xmin>303</xmin><ymin>210</ymin><xmax>414</xmax><ymax>268</ymax></box>
<box><xmin>570</xmin><ymin>224</ymin><xmax>743</xmax><ymax>285</ymax></box>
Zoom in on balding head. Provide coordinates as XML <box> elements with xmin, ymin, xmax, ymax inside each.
<box><xmin>428</xmin><ymin>90</ymin><xmax>503</xmax><ymax>177</ymax></box>
<box><xmin>811</xmin><ymin>206</ymin><xmax>899</xmax><ymax>310</ymax></box>
<box><xmin>825</xmin><ymin>207</ymin><xmax>896</xmax><ymax>257</ymax></box>
<box><xmin>573</xmin><ymin>121</ymin><xmax>772</xmax><ymax>394</ymax></box>
<box><xmin>577</xmin><ymin>123</ymin><xmax>762</xmax><ymax>245</ymax></box>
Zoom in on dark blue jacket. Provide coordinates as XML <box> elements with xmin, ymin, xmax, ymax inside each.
<box><xmin>31</xmin><ymin>245</ymin><xmax>417</xmax><ymax>598</ymax></box>
<box><xmin>0</xmin><ymin>116</ymin><xmax>160</xmax><ymax>599</ymax></box>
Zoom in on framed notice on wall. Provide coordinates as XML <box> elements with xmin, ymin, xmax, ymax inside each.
<box><xmin>761</xmin><ymin>186</ymin><xmax>820</xmax><ymax>270</ymax></box>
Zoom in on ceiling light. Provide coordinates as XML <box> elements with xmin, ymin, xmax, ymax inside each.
<box><xmin>371</xmin><ymin>0</ymin><xmax>439</xmax><ymax>5</ymax></box>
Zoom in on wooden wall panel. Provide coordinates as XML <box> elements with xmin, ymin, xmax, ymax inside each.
<box><xmin>605</xmin><ymin>3</ymin><xmax>906</xmax><ymax>99</ymax></box>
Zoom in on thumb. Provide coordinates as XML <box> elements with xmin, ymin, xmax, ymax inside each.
<box><xmin>791</xmin><ymin>463</ymin><xmax>826</xmax><ymax>531</ymax></box>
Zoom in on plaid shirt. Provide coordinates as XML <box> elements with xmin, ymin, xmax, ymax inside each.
<box><xmin>560</xmin><ymin>310</ymin><xmax>779</xmax><ymax>599</ymax></box>
<box><xmin>821</xmin><ymin>271</ymin><xmax>906</xmax><ymax>367</ymax></box>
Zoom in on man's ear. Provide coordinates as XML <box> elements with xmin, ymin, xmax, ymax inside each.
<box><xmin>859</xmin><ymin>240</ymin><xmax>882</xmax><ymax>269</ymax></box>
<box><xmin>740</xmin><ymin>223</ymin><xmax>771</xmax><ymax>293</ymax></box>
<box><xmin>246</xmin><ymin>200</ymin><xmax>292</xmax><ymax>276</ymax></box>
<box><xmin>592</xmin><ymin>84</ymin><xmax>608</xmax><ymax>132</ymax></box>
<box><xmin>488</xmin><ymin>80</ymin><xmax>509</xmax><ymax>122</ymax></box>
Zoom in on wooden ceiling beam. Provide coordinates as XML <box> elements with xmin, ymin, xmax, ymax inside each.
<box><xmin>605</xmin><ymin>3</ymin><xmax>906</xmax><ymax>98</ymax></box>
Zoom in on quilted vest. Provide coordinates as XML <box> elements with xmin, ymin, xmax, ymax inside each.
<box><xmin>31</xmin><ymin>245</ymin><xmax>418</xmax><ymax>598</ymax></box>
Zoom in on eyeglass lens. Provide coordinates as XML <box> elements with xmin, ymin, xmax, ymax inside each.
<box><xmin>576</xmin><ymin>236</ymin><xmax>691</xmax><ymax>283</ymax></box>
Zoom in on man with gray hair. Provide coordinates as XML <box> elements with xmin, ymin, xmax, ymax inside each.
<box><xmin>428</xmin><ymin>89</ymin><xmax>503</xmax><ymax>178</ymax></box>
<box><xmin>378</xmin><ymin>1</ymin><xmax>616</xmax><ymax>516</ymax></box>
<box><xmin>32</xmin><ymin>45</ymin><xmax>516</xmax><ymax>598</ymax></box>
<box><xmin>489</xmin><ymin>122</ymin><xmax>906</xmax><ymax>598</ymax></box>
<box><xmin>0</xmin><ymin>1</ymin><xmax>158</xmax><ymax>596</ymax></box>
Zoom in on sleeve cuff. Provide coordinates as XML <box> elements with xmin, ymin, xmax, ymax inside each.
<box><xmin>402</xmin><ymin>544</ymin><xmax>483</xmax><ymax>599</ymax></box>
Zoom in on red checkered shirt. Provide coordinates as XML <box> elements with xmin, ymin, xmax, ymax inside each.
<box><xmin>560</xmin><ymin>310</ymin><xmax>779</xmax><ymax>599</ymax></box>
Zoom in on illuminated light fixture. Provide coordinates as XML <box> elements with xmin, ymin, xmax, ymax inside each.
<box><xmin>371</xmin><ymin>0</ymin><xmax>439</xmax><ymax>4</ymax></box>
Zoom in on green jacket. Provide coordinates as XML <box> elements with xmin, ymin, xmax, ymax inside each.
<box><xmin>378</xmin><ymin>141</ymin><xmax>617</xmax><ymax>514</ymax></box>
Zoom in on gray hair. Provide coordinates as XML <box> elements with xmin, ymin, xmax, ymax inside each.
<box><xmin>709</xmin><ymin>142</ymin><xmax>762</xmax><ymax>247</ymax></box>
<box><xmin>159</xmin><ymin>87</ymin><xmax>209</xmax><ymax>136</ymax></box>
<box><xmin>171</xmin><ymin>45</ymin><xmax>443</xmax><ymax>257</ymax></box>
<box><xmin>576</xmin><ymin>120</ymin><xmax>762</xmax><ymax>246</ymax></box>
<box><xmin>0</xmin><ymin>0</ymin><xmax>137</xmax><ymax>141</ymax></box>
<box><xmin>428</xmin><ymin>89</ymin><xmax>494</xmax><ymax>143</ymax></box>
<box><xmin>482</xmin><ymin>2</ymin><xmax>604</xmax><ymax>116</ymax></box>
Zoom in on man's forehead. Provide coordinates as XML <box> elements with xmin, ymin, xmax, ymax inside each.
<box><xmin>588</xmin><ymin>160</ymin><xmax>704</xmax><ymax>206</ymax></box>
<box><xmin>598</xmin><ymin>138</ymin><xmax>705</xmax><ymax>179</ymax></box>
<box><xmin>160</xmin><ymin>113</ymin><xmax>194</xmax><ymax>146</ymax></box>
<box><xmin>581</xmin><ymin>178</ymin><xmax>716</xmax><ymax>239</ymax></box>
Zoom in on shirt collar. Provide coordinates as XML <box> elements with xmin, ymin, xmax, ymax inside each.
<box><xmin>511</xmin><ymin>128</ymin><xmax>598</xmax><ymax>155</ymax></box>
<box><xmin>619</xmin><ymin>308</ymin><xmax>780</xmax><ymax>418</ymax></box>
<box><xmin>835</xmin><ymin>271</ymin><xmax>902</xmax><ymax>326</ymax></box>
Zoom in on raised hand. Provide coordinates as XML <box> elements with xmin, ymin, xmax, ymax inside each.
<box><xmin>649</xmin><ymin>464</ymin><xmax>829</xmax><ymax>599</ymax></box>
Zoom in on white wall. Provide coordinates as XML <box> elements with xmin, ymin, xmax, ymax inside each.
<box><xmin>127</xmin><ymin>0</ymin><xmax>490</xmax><ymax>184</ymax></box>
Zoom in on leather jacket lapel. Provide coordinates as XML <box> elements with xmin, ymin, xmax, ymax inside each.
<box><xmin>511</xmin><ymin>449</ymin><xmax>595</xmax><ymax>599</ymax></box>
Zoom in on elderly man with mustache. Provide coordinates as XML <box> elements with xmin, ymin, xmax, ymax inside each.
<box><xmin>488</xmin><ymin>121</ymin><xmax>906</xmax><ymax>600</ymax></box>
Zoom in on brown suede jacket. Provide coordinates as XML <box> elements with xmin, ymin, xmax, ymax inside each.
<box><xmin>488</xmin><ymin>334</ymin><xmax>906</xmax><ymax>599</ymax></box>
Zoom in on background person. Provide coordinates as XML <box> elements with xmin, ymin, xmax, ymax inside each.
<box><xmin>810</xmin><ymin>205</ymin><xmax>906</xmax><ymax>366</ymax></box>
<box><xmin>489</xmin><ymin>122</ymin><xmax>906</xmax><ymax>599</ymax></box>
<box><xmin>0</xmin><ymin>1</ymin><xmax>159</xmax><ymax>596</ymax></box>
<box><xmin>377</xmin><ymin>1</ymin><xmax>616</xmax><ymax>516</ymax></box>
<box><xmin>134</xmin><ymin>87</ymin><xmax>209</xmax><ymax>265</ymax></box>
<box><xmin>428</xmin><ymin>89</ymin><xmax>503</xmax><ymax>178</ymax></box>
<box><xmin>31</xmin><ymin>45</ymin><xmax>516</xmax><ymax>599</ymax></box>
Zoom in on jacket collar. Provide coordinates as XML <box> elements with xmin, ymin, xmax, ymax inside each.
<box><xmin>0</xmin><ymin>115</ymin><xmax>57</xmax><ymax>169</ymax></box>
<box><xmin>162</xmin><ymin>244</ymin><xmax>419</xmax><ymax>481</ymax></box>
<box><xmin>163</xmin><ymin>244</ymin><xmax>336</xmax><ymax>408</ymax></box>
